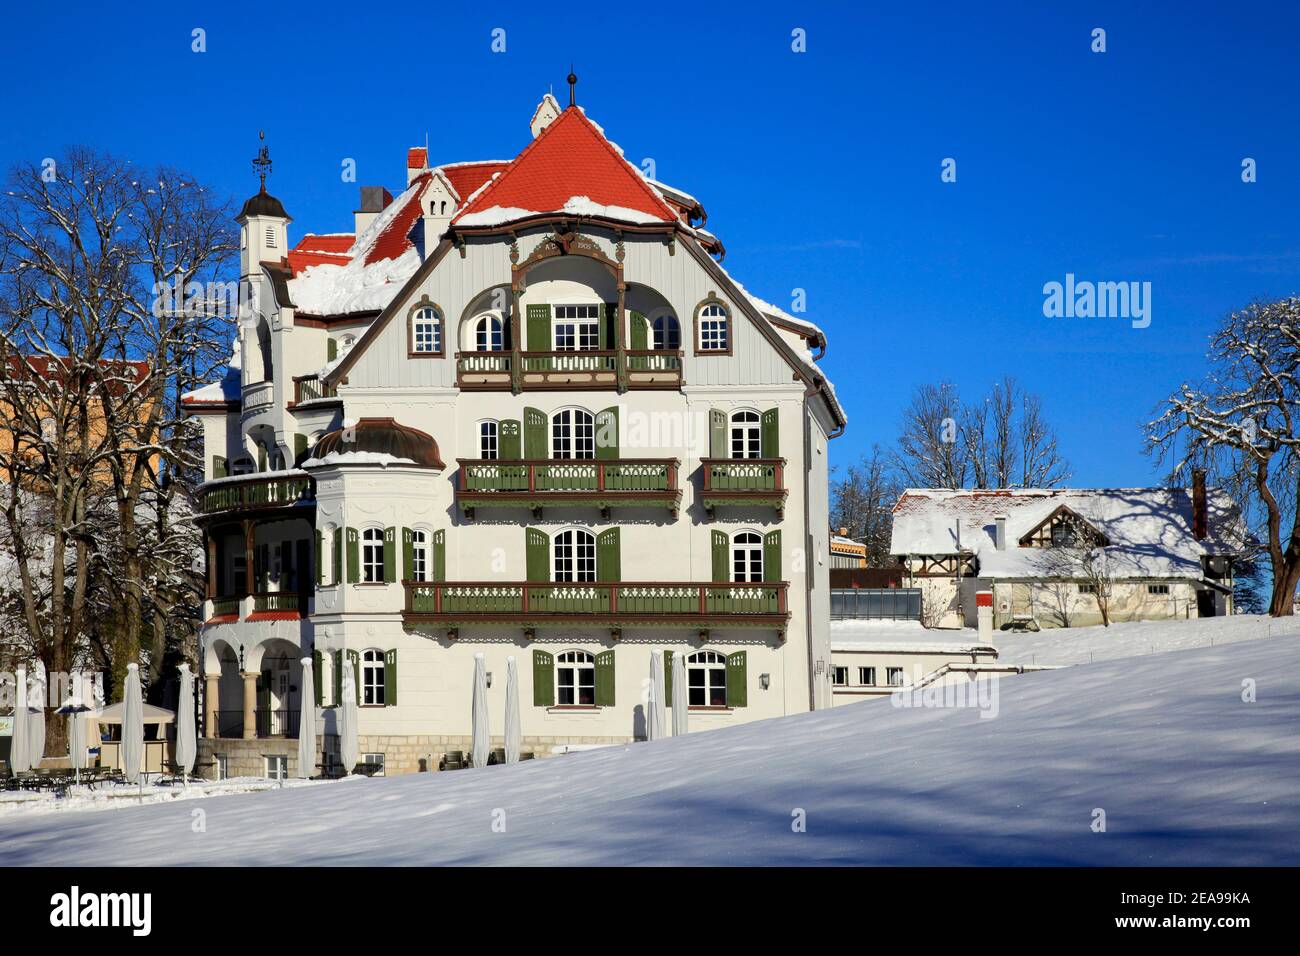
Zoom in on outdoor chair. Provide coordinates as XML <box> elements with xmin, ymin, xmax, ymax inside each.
<box><xmin>441</xmin><ymin>750</ymin><xmax>466</xmax><ymax>771</ymax></box>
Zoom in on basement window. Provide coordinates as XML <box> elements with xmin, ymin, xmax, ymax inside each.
<box><xmin>1147</xmin><ymin>584</ymin><xmax>1170</xmax><ymax>595</ymax></box>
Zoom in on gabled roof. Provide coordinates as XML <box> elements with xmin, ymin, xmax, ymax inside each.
<box><xmin>1016</xmin><ymin>503</ymin><xmax>1109</xmax><ymax>548</ymax></box>
<box><xmin>452</xmin><ymin>107</ymin><xmax>679</xmax><ymax>228</ymax></box>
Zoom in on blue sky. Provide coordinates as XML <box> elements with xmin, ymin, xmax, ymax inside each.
<box><xmin>4</xmin><ymin>2</ymin><xmax>1298</xmax><ymax>485</ymax></box>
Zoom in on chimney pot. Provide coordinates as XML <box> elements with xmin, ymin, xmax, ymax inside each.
<box><xmin>994</xmin><ymin>515</ymin><xmax>1008</xmax><ymax>551</ymax></box>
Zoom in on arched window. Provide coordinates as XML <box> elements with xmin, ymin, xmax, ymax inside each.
<box><xmin>411</xmin><ymin>306</ymin><xmax>443</xmax><ymax>355</ymax></box>
<box><xmin>730</xmin><ymin>410</ymin><xmax>762</xmax><ymax>459</ymax></box>
<box><xmin>651</xmin><ymin>313</ymin><xmax>681</xmax><ymax>350</ymax></box>
<box><xmin>479</xmin><ymin>420</ymin><xmax>499</xmax><ymax>460</ymax></box>
<box><xmin>553</xmin><ymin>529</ymin><xmax>596</xmax><ymax>582</ymax></box>
<box><xmin>410</xmin><ymin>529</ymin><xmax>430</xmax><ymax>582</ymax></box>
<box><xmin>732</xmin><ymin>530</ymin><xmax>763</xmax><ymax>582</ymax></box>
<box><xmin>687</xmin><ymin>651</ymin><xmax>728</xmax><ymax>707</ymax></box>
<box><xmin>361</xmin><ymin>527</ymin><xmax>385</xmax><ymax>583</ymax></box>
<box><xmin>552</xmin><ymin>408</ymin><xmax>595</xmax><ymax>460</ymax></box>
<box><xmin>339</xmin><ymin>334</ymin><xmax>357</xmax><ymax>358</ymax></box>
<box><xmin>362</xmin><ymin>649</ymin><xmax>386</xmax><ymax>706</ymax></box>
<box><xmin>696</xmin><ymin>302</ymin><xmax>730</xmax><ymax>353</ymax></box>
<box><xmin>475</xmin><ymin>314</ymin><xmax>504</xmax><ymax>352</ymax></box>
<box><xmin>556</xmin><ymin>650</ymin><xmax>595</xmax><ymax>706</ymax></box>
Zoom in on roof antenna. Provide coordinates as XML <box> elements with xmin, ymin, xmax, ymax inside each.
<box><xmin>567</xmin><ymin>65</ymin><xmax>577</xmax><ymax>107</ymax></box>
<box><xmin>252</xmin><ymin>129</ymin><xmax>272</xmax><ymax>194</ymax></box>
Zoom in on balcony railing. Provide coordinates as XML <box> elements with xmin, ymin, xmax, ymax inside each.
<box><xmin>252</xmin><ymin>592</ymin><xmax>303</xmax><ymax>614</ymax></box>
<box><xmin>456</xmin><ymin>458</ymin><xmax>680</xmax><ymax>516</ymax></box>
<box><xmin>199</xmin><ymin>473</ymin><xmax>314</xmax><ymax>515</ymax></box>
<box><xmin>215</xmin><ymin>711</ymin><xmax>244</xmax><ymax>738</ymax></box>
<box><xmin>293</xmin><ymin>374</ymin><xmax>338</xmax><ymax>405</ymax></box>
<box><xmin>210</xmin><ymin>596</ymin><xmax>240</xmax><ymax>618</ymax></box>
<box><xmin>700</xmin><ymin>458</ymin><xmax>788</xmax><ymax>515</ymax></box>
<box><xmin>456</xmin><ymin>348</ymin><xmax>682</xmax><ymax>390</ymax></box>
<box><xmin>404</xmin><ymin>580</ymin><xmax>789</xmax><ymax>630</ymax></box>
<box><xmin>256</xmin><ymin>708</ymin><xmax>301</xmax><ymax>738</ymax></box>
<box><xmin>240</xmin><ymin>380</ymin><xmax>275</xmax><ymax>417</ymax></box>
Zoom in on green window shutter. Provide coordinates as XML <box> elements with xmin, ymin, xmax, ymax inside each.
<box><xmin>764</xmin><ymin>530</ymin><xmax>782</xmax><ymax>582</ymax></box>
<box><xmin>595</xmin><ymin>650</ymin><xmax>616</xmax><ymax>707</ymax></box>
<box><xmin>533</xmin><ymin>650</ymin><xmax>555</xmax><ymax>707</ymax></box>
<box><xmin>712</xmin><ymin>530</ymin><xmax>730</xmax><ymax>582</ymax></box>
<box><xmin>499</xmin><ymin>419</ymin><xmax>521</xmax><ymax>460</ymax></box>
<box><xmin>629</xmin><ymin>311</ymin><xmax>648</xmax><ymax>350</ymax></box>
<box><xmin>333</xmin><ymin>650</ymin><xmax>343</xmax><ymax>705</ymax></box>
<box><xmin>347</xmin><ymin>650</ymin><xmax>361</xmax><ymax>705</ymax></box>
<box><xmin>294</xmin><ymin>433</ymin><xmax>309</xmax><ymax>466</ymax></box>
<box><xmin>526</xmin><ymin>303</ymin><xmax>552</xmax><ymax>351</ymax></box>
<box><xmin>709</xmin><ymin>409</ymin><xmax>727</xmax><ymax>458</ymax></box>
<box><xmin>596</xmin><ymin>528</ymin><xmax>621</xmax><ymax>582</ymax></box>
<box><xmin>345</xmin><ymin>527</ymin><xmax>360</xmax><ymax>583</ymax></box>
<box><xmin>212</xmin><ymin>455</ymin><xmax>228</xmax><ymax>479</ymax></box>
<box><xmin>312</xmin><ymin>650</ymin><xmax>323</xmax><ymax>706</ymax></box>
<box><xmin>523</xmin><ymin>407</ymin><xmax>547</xmax><ymax>459</ymax></box>
<box><xmin>526</xmin><ymin>528</ymin><xmax>550</xmax><ymax>582</ymax></box>
<box><xmin>332</xmin><ymin>527</ymin><xmax>343</xmax><ymax>585</ymax></box>
<box><xmin>432</xmin><ymin>529</ymin><xmax>446</xmax><ymax>582</ymax></box>
<box><xmin>384</xmin><ymin>649</ymin><xmax>398</xmax><ymax>706</ymax></box>
<box><xmin>726</xmin><ymin>651</ymin><xmax>748</xmax><ymax>707</ymax></box>
<box><xmin>664</xmin><ymin>650</ymin><xmax>674</xmax><ymax>704</ymax></box>
<box><xmin>315</xmin><ymin>530</ymin><xmax>323</xmax><ymax>586</ymax></box>
<box><xmin>402</xmin><ymin>527</ymin><xmax>414</xmax><ymax>581</ymax></box>
<box><xmin>327</xmin><ymin>337</ymin><xmax>338</xmax><ymax>362</ymax></box>
<box><xmin>595</xmin><ymin>407</ymin><xmax>619</xmax><ymax>460</ymax></box>
<box><xmin>383</xmin><ymin>527</ymin><xmax>396</xmax><ymax>582</ymax></box>
<box><xmin>761</xmin><ymin>408</ymin><xmax>780</xmax><ymax>458</ymax></box>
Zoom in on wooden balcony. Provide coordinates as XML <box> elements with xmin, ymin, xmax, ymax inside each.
<box><xmin>198</xmin><ymin>473</ymin><xmax>314</xmax><ymax>517</ymax></box>
<box><xmin>456</xmin><ymin>458</ymin><xmax>681</xmax><ymax>518</ymax></box>
<box><xmin>403</xmin><ymin>580</ymin><xmax>789</xmax><ymax>638</ymax></box>
<box><xmin>291</xmin><ymin>373</ymin><xmax>338</xmax><ymax>406</ymax></box>
<box><xmin>456</xmin><ymin>349</ymin><xmax>683</xmax><ymax>391</ymax></box>
<box><xmin>700</xmin><ymin>458</ymin><xmax>788</xmax><ymax>516</ymax></box>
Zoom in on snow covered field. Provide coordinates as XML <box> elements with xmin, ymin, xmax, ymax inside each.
<box><xmin>2</xmin><ymin>630</ymin><xmax>1297</xmax><ymax>866</ymax></box>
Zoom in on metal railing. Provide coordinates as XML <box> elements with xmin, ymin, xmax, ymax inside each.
<box><xmin>200</xmin><ymin>474</ymin><xmax>314</xmax><ymax>514</ymax></box>
<box><xmin>215</xmin><ymin>711</ymin><xmax>244</xmax><ymax>739</ymax></box>
<box><xmin>256</xmin><ymin>709</ymin><xmax>301</xmax><ymax>738</ymax></box>
<box><xmin>457</xmin><ymin>459</ymin><xmax>678</xmax><ymax>494</ymax></box>
<box><xmin>700</xmin><ymin>458</ymin><xmax>785</xmax><ymax>493</ymax></box>
<box><xmin>405</xmin><ymin>581</ymin><xmax>788</xmax><ymax>618</ymax></box>
<box><xmin>830</xmin><ymin>588</ymin><xmax>923</xmax><ymax>621</ymax></box>
<box><xmin>210</xmin><ymin>596</ymin><xmax>240</xmax><ymax>618</ymax></box>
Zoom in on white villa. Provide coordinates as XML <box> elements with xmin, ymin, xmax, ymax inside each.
<box><xmin>889</xmin><ymin>475</ymin><xmax>1245</xmax><ymax>630</ymax></box>
<box><xmin>183</xmin><ymin>86</ymin><xmax>845</xmax><ymax>777</ymax></box>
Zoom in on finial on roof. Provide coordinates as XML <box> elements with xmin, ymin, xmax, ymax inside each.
<box><xmin>567</xmin><ymin>66</ymin><xmax>577</xmax><ymax>107</ymax></box>
<box><xmin>252</xmin><ymin>129</ymin><xmax>272</xmax><ymax>194</ymax></box>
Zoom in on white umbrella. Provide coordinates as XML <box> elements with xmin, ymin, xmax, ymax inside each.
<box><xmin>647</xmin><ymin>651</ymin><xmax>667</xmax><ymax>741</ymax></box>
<box><xmin>296</xmin><ymin>656</ymin><xmax>316</xmax><ymax>779</ymax></box>
<box><xmin>121</xmin><ymin>663</ymin><xmax>145</xmax><ymax>785</ymax></box>
<box><xmin>503</xmin><ymin>656</ymin><xmax>521</xmax><ymax>764</ymax></box>
<box><xmin>9</xmin><ymin>666</ymin><xmax>30</xmax><ymax>774</ymax></box>
<box><xmin>339</xmin><ymin>660</ymin><xmax>359</xmax><ymax>775</ymax></box>
<box><xmin>175</xmin><ymin>664</ymin><xmax>196</xmax><ymax>781</ymax></box>
<box><xmin>471</xmin><ymin>653</ymin><xmax>489</xmax><ymax>767</ymax></box>
<box><xmin>27</xmin><ymin>670</ymin><xmax>45</xmax><ymax>769</ymax></box>
<box><xmin>57</xmin><ymin>674</ymin><xmax>92</xmax><ymax>785</ymax></box>
<box><xmin>671</xmin><ymin>650</ymin><xmax>689</xmax><ymax>737</ymax></box>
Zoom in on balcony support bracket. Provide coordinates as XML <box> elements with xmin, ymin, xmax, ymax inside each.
<box><xmin>523</xmin><ymin>627</ymin><xmax>536</xmax><ymax>643</ymax></box>
<box><xmin>446</xmin><ymin>627</ymin><xmax>459</xmax><ymax>642</ymax></box>
<box><xmin>610</xmin><ymin>627</ymin><xmax>621</xmax><ymax>642</ymax></box>
<box><xmin>697</xmin><ymin>628</ymin><xmax>710</xmax><ymax>643</ymax></box>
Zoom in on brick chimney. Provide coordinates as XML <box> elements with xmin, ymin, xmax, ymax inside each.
<box><xmin>354</xmin><ymin>186</ymin><xmax>392</xmax><ymax>236</ymax></box>
<box><xmin>1192</xmin><ymin>469</ymin><xmax>1208</xmax><ymax>540</ymax></box>
<box><xmin>407</xmin><ymin>147</ymin><xmax>428</xmax><ymax>185</ymax></box>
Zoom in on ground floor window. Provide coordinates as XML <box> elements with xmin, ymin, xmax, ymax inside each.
<box><xmin>687</xmin><ymin>651</ymin><xmax>727</xmax><ymax>707</ymax></box>
<box><xmin>832</xmin><ymin>666</ymin><xmax>848</xmax><ymax>686</ymax></box>
<box><xmin>215</xmin><ymin>753</ymin><xmax>228</xmax><ymax>781</ymax></box>
<box><xmin>556</xmin><ymin>650</ymin><xmax>595</xmax><ymax>706</ymax></box>
<box><xmin>858</xmin><ymin>667</ymin><xmax>876</xmax><ymax>686</ymax></box>
<box><xmin>362</xmin><ymin>753</ymin><xmax>386</xmax><ymax>776</ymax></box>
<box><xmin>1147</xmin><ymin>583</ymin><xmax>1170</xmax><ymax>595</ymax></box>
<box><xmin>362</xmin><ymin>649</ymin><xmax>386</xmax><ymax>706</ymax></box>
<box><xmin>886</xmin><ymin>667</ymin><xmax>905</xmax><ymax>687</ymax></box>
<box><xmin>1078</xmin><ymin>583</ymin><xmax>1098</xmax><ymax>594</ymax></box>
<box><xmin>265</xmin><ymin>755</ymin><xmax>288</xmax><ymax>781</ymax></box>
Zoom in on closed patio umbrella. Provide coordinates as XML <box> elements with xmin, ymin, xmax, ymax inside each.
<box><xmin>503</xmin><ymin>656</ymin><xmax>521</xmax><ymax>764</ymax></box>
<box><xmin>296</xmin><ymin>656</ymin><xmax>316</xmax><ymax>779</ymax></box>
<box><xmin>671</xmin><ymin>650</ymin><xmax>689</xmax><ymax>737</ymax></box>
<box><xmin>57</xmin><ymin>674</ymin><xmax>92</xmax><ymax>786</ymax></box>
<box><xmin>9</xmin><ymin>666</ymin><xmax>30</xmax><ymax>774</ymax></box>
<box><xmin>339</xmin><ymin>661</ymin><xmax>359</xmax><ymax>775</ymax></box>
<box><xmin>121</xmin><ymin>663</ymin><xmax>145</xmax><ymax>785</ymax></box>
<box><xmin>27</xmin><ymin>670</ymin><xmax>45</xmax><ymax>769</ymax></box>
<box><xmin>647</xmin><ymin>651</ymin><xmax>666</xmax><ymax>741</ymax></box>
<box><xmin>175</xmin><ymin>664</ymin><xmax>196</xmax><ymax>781</ymax></box>
<box><xmin>471</xmin><ymin>653</ymin><xmax>489</xmax><ymax>768</ymax></box>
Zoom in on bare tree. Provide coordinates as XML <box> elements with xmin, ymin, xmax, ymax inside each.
<box><xmin>1042</xmin><ymin>522</ymin><xmax>1116</xmax><ymax>627</ymax></box>
<box><xmin>830</xmin><ymin>445</ymin><xmax>901</xmax><ymax>566</ymax></box>
<box><xmin>894</xmin><ymin>382</ymin><xmax>967</xmax><ymax>489</ymax></box>
<box><xmin>1148</xmin><ymin>298</ymin><xmax>1300</xmax><ymax>617</ymax></box>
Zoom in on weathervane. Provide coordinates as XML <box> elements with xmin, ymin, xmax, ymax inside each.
<box><xmin>568</xmin><ymin>66</ymin><xmax>577</xmax><ymax>107</ymax></box>
<box><xmin>252</xmin><ymin>129</ymin><xmax>272</xmax><ymax>193</ymax></box>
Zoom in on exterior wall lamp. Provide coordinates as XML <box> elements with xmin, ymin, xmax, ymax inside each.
<box><xmin>759</xmin><ymin>673</ymin><xmax>770</xmax><ymax>690</ymax></box>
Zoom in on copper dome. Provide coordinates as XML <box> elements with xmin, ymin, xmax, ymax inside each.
<box><xmin>309</xmin><ymin>418</ymin><xmax>444</xmax><ymax>469</ymax></box>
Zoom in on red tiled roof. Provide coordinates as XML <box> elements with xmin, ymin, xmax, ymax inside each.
<box><xmin>453</xmin><ymin>108</ymin><xmax>678</xmax><ymax>225</ymax></box>
<box><xmin>364</xmin><ymin>173</ymin><xmax>431</xmax><ymax>266</ymax></box>
<box><xmin>441</xmin><ymin>161</ymin><xmax>507</xmax><ymax>202</ymax></box>
<box><xmin>287</xmin><ymin>234</ymin><xmax>356</xmax><ymax>275</ymax></box>
<box><xmin>407</xmin><ymin>147</ymin><xmax>428</xmax><ymax>170</ymax></box>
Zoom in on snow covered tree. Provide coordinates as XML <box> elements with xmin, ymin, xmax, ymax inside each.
<box><xmin>1148</xmin><ymin>298</ymin><xmax>1300</xmax><ymax>617</ymax></box>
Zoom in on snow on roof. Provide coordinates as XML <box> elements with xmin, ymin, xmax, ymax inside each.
<box><xmin>829</xmin><ymin>619</ymin><xmax>997</xmax><ymax>654</ymax></box>
<box><xmin>181</xmin><ymin>339</ymin><xmax>241</xmax><ymax>407</ymax></box>
<box><xmin>890</xmin><ymin>487</ymin><xmax>1246</xmax><ymax>580</ymax></box>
